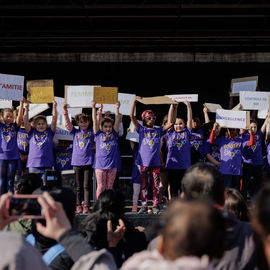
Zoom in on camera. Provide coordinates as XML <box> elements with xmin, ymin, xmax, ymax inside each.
<box><xmin>44</xmin><ymin>170</ymin><xmax>62</xmax><ymax>187</ymax></box>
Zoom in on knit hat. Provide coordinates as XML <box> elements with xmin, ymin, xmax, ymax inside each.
<box><xmin>141</xmin><ymin>110</ymin><xmax>155</xmax><ymax>120</ymax></box>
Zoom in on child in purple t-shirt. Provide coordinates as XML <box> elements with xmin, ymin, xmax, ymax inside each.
<box><xmin>63</xmin><ymin>103</ymin><xmax>95</xmax><ymax>214</ymax></box>
<box><xmin>23</xmin><ymin>101</ymin><xmax>57</xmax><ymax>183</ymax></box>
<box><xmin>0</xmin><ymin>98</ymin><xmax>24</xmax><ymax>194</ymax></box>
<box><xmin>210</xmin><ymin>122</ymin><xmax>253</xmax><ymax>190</ymax></box>
<box><xmin>92</xmin><ymin>100</ymin><xmax>121</xmax><ymax>200</ymax></box>
<box><xmin>242</xmin><ymin>117</ymin><xmax>270</xmax><ymax>199</ymax></box>
<box><xmin>130</xmin><ymin>96</ymin><xmax>174</xmax><ymax>214</ymax></box>
<box><xmin>165</xmin><ymin>101</ymin><xmax>192</xmax><ymax>198</ymax></box>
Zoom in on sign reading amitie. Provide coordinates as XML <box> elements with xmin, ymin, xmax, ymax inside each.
<box><xmin>102</xmin><ymin>93</ymin><xmax>135</xmax><ymax>115</ymax></box>
<box><xmin>27</xmin><ymin>80</ymin><xmax>54</xmax><ymax>103</ymax></box>
<box><xmin>94</xmin><ymin>87</ymin><xmax>118</xmax><ymax>104</ymax></box>
<box><xmin>0</xmin><ymin>73</ymin><xmax>24</xmax><ymax>101</ymax></box>
<box><xmin>216</xmin><ymin>109</ymin><xmax>250</xmax><ymax>129</ymax></box>
<box><xmin>65</xmin><ymin>85</ymin><xmax>98</xmax><ymax>108</ymax></box>
<box><xmin>240</xmin><ymin>91</ymin><xmax>270</xmax><ymax>110</ymax></box>
<box><xmin>166</xmin><ymin>94</ymin><xmax>198</xmax><ymax>102</ymax></box>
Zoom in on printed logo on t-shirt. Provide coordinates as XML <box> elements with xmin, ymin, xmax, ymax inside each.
<box><xmin>5</xmin><ymin>135</ymin><xmax>10</xmax><ymax>142</ymax></box>
<box><xmin>99</xmin><ymin>140</ymin><xmax>116</xmax><ymax>153</ymax></box>
<box><xmin>143</xmin><ymin>130</ymin><xmax>160</xmax><ymax>149</ymax></box>
<box><xmin>2</xmin><ymin>125</ymin><xmax>16</xmax><ymax>143</ymax></box>
<box><xmin>224</xmin><ymin>148</ymin><xmax>241</xmax><ymax>160</ymax></box>
<box><xmin>34</xmin><ymin>132</ymin><xmax>48</xmax><ymax>149</ymax></box>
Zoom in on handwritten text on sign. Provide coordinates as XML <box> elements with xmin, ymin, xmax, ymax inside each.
<box><xmin>232</xmin><ymin>80</ymin><xmax>257</xmax><ymax>95</ymax></box>
<box><xmin>102</xmin><ymin>93</ymin><xmax>135</xmax><ymax>115</ymax></box>
<box><xmin>166</xmin><ymin>94</ymin><xmax>198</xmax><ymax>102</ymax></box>
<box><xmin>66</xmin><ymin>85</ymin><xmax>97</xmax><ymax>108</ymax></box>
<box><xmin>94</xmin><ymin>87</ymin><xmax>118</xmax><ymax>104</ymax></box>
<box><xmin>240</xmin><ymin>91</ymin><xmax>270</xmax><ymax>110</ymax></box>
<box><xmin>0</xmin><ymin>73</ymin><xmax>24</xmax><ymax>101</ymax></box>
<box><xmin>216</xmin><ymin>109</ymin><xmax>248</xmax><ymax>129</ymax></box>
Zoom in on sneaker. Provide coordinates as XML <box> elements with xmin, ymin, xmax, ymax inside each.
<box><xmin>138</xmin><ymin>206</ymin><xmax>148</xmax><ymax>214</ymax></box>
<box><xmin>152</xmin><ymin>205</ymin><xmax>160</xmax><ymax>215</ymax></box>
<box><xmin>76</xmin><ymin>205</ymin><xmax>83</xmax><ymax>214</ymax></box>
<box><xmin>83</xmin><ymin>205</ymin><xmax>90</xmax><ymax>214</ymax></box>
<box><xmin>132</xmin><ymin>205</ymin><xmax>138</xmax><ymax>212</ymax></box>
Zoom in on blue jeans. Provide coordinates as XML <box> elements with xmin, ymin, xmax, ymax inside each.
<box><xmin>223</xmin><ymin>174</ymin><xmax>240</xmax><ymax>191</ymax></box>
<box><xmin>0</xmin><ymin>159</ymin><xmax>18</xmax><ymax>194</ymax></box>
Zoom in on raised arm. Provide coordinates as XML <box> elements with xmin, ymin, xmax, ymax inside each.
<box><xmin>23</xmin><ymin>102</ymin><xmax>31</xmax><ymax>133</ymax></box>
<box><xmin>97</xmin><ymin>104</ymin><xmax>103</xmax><ymax>128</ymax></box>
<box><xmin>261</xmin><ymin>112</ymin><xmax>270</xmax><ymax>134</ymax></box>
<box><xmin>203</xmin><ymin>105</ymin><xmax>210</xmax><ymax>124</ymax></box>
<box><xmin>92</xmin><ymin>100</ymin><xmax>98</xmax><ymax>134</ymax></box>
<box><xmin>63</xmin><ymin>103</ymin><xmax>73</xmax><ymax>132</ymax></box>
<box><xmin>185</xmin><ymin>101</ymin><xmax>193</xmax><ymax>130</ymax></box>
<box><xmin>163</xmin><ymin>103</ymin><xmax>177</xmax><ymax>131</ymax></box>
<box><xmin>114</xmin><ymin>101</ymin><xmax>121</xmax><ymax>133</ymax></box>
<box><xmin>16</xmin><ymin>97</ymin><xmax>25</xmax><ymax>126</ymax></box>
<box><xmin>130</xmin><ymin>97</ymin><xmax>140</xmax><ymax>130</ymax></box>
<box><xmin>51</xmin><ymin>101</ymin><xmax>58</xmax><ymax>133</ymax></box>
<box><xmin>210</xmin><ymin>122</ymin><xmax>221</xmax><ymax>144</ymax></box>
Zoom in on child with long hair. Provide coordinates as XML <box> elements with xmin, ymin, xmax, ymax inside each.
<box><xmin>0</xmin><ymin>98</ymin><xmax>24</xmax><ymax>194</ymax></box>
<box><xmin>92</xmin><ymin>100</ymin><xmax>121</xmax><ymax>199</ymax></box>
<box><xmin>242</xmin><ymin>116</ymin><xmax>270</xmax><ymax>200</ymax></box>
<box><xmin>23</xmin><ymin>101</ymin><xmax>57</xmax><ymax>183</ymax></box>
<box><xmin>63</xmin><ymin>103</ymin><xmax>95</xmax><ymax>214</ymax></box>
<box><xmin>130</xmin><ymin>97</ymin><xmax>174</xmax><ymax>214</ymax></box>
<box><xmin>165</xmin><ymin>101</ymin><xmax>192</xmax><ymax>198</ymax></box>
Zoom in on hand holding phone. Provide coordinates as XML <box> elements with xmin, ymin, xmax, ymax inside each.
<box><xmin>7</xmin><ymin>194</ymin><xmax>44</xmax><ymax>219</ymax></box>
<box><xmin>0</xmin><ymin>193</ymin><xmax>18</xmax><ymax>230</ymax></box>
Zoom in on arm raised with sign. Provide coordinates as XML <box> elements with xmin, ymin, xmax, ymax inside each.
<box><xmin>130</xmin><ymin>97</ymin><xmax>140</xmax><ymax>130</ymax></box>
<box><xmin>184</xmin><ymin>101</ymin><xmax>193</xmax><ymax>130</ymax></box>
<box><xmin>163</xmin><ymin>104</ymin><xmax>176</xmax><ymax>131</ymax></box>
<box><xmin>92</xmin><ymin>100</ymin><xmax>98</xmax><ymax>134</ymax></box>
<box><xmin>114</xmin><ymin>101</ymin><xmax>121</xmax><ymax>133</ymax></box>
<box><xmin>261</xmin><ymin>112</ymin><xmax>270</xmax><ymax>134</ymax></box>
<box><xmin>63</xmin><ymin>103</ymin><xmax>73</xmax><ymax>132</ymax></box>
<box><xmin>23</xmin><ymin>102</ymin><xmax>31</xmax><ymax>133</ymax></box>
<box><xmin>51</xmin><ymin>101</ymin><xmax>57</xmax><ymax>133</ymax></box>
<box><xmin>203</xmin><ymin>105</ymin><xmax>210</xmax><ymax>124</ymax></box>
<box><xmin>16</xmin><ymin>97</ymin><xmax>25</xmax><ymax>127</ymax></box>
<box><xmin>210</xmin><ymin>122</ymin><xmax>221</xmax><ymax>144</ymax></box>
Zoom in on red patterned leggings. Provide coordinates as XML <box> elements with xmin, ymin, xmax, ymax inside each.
<box><xmin>139</xmin><ymin>166</ymin><xmax>160</xmax><ymax>206</ymax></box>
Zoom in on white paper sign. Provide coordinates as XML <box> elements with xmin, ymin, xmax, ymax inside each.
<box><xmin>54</xmin><ymin>127</ymin><xmax>73</xmax><ymax>141</ymax></box>
<box><xmin>216</xmin><ymin>109</ymin><xmax>248</xmax><ymax>129</ymax></box>
<box><xmin>232</xmin><ymin>80</ymin><xmax>257</xmax><ymax>95</ymax></box>
<box><xmin>102</xmin><ymin>93</ymin><xmax>136</xmax><ymax>115</ymax></box>
<box><xmin>54</xmin><ymin>96</ymin><xmax>82</xmax><ymax>125</ymax></box>
<box><xmin>66</xmin><ymin>85</ymin><xmax>96</xmax><ymax>108</ymax></box>
<box><xmin>28</xmin><ymin>103</ymin><xmax>49</xmax><ymax>119</ymax></box>
<box><xmin>204</xmin><ymin>103</ymin><xmax>222</xmax><ymax>113</ymax></box>
<box><xmin>125</xmin><ymin>121</ymin><xmax>139</xmax><ymax>142</ymax></box>
<box><xmin>166</xmin><ymin>94</ymin><xmax>198</xmax><ymax>102</ymax></box>
<box><xmin>240</xmin><ymin>91</ymin><xmax>270</xmax><ymax>110</ymax></box>
<box><xmin>0</xmin><ymin>99</ymin><xmax>12</xmax><ymax>108</ymax></box>
<box><xmin>258</xmin><ymin>109</ymin><xmax>268</xmax><ymax>119</ymax></box>
<box><xmin>0</xmin><ymin>73</ymin><xmax>24</xmax><ymax>101</ymax></box>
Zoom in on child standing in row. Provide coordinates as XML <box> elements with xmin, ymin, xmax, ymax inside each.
<box><xmin>165</xmin><ymin>101</ymin><xmax>192</xmax><ymax>198</ymax></box>
<box><xmin>0</xmin><ymin>98</ymin><xmax>24</xmax><ymax>194</ymax></box>
<box><xmin>23</xmin><ymin>101</ymin><xmax>57</xmax><ymax>183</ymax></box>
<box><xmin>92</xmin><ymin>100</ymin><xmax>121</xmax><ymax>199</ymax></box>
<box><xmin>130</xmin><ymin>97</ymin><xmax>174</xmax><ymax>214</ymax></box>
<box><xmin>63</xmin><ymin>104</ymin><xmax>95</xmax><ymax>214</ymax></box>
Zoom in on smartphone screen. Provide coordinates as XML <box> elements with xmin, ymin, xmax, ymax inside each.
<box><xmin>7</xmin><ymin>195</ymin><xmax>44</xmax><ymax>219</ymax></box>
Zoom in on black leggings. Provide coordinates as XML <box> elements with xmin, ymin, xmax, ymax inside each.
<box><xmin>73</xmin><ymin>165</ymin><xmax>93</xmax><ymax>205</ymax></box>
<box><xmin>168</xmin><ymin>169</ymin><xmax>186</xmax><ymax>198</ymax></box>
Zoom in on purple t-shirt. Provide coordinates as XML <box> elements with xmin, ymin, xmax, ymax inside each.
<box><xmin>131</xmin><ymin>144</ymin><xmax>141</xmax><ymax>184</ymax></box>
<box><xmin>242</xmin><ymin>130</ymin><xmax>264</xmax><ymax>165</ymax></box>
<box><xmin>137</xmin><ymin>125</ymin><xmax>165</xmax><ymax>167</ymax></box>
<box><xmin>0</xmin><ymin>122</ymin><xmax>19</xmax><ymax>160</ymax></box>
<box><xmin>265</xmin><ymin>138</ymin><xmax>270</xmax><ymax>173</ymax></box>
<box><xmin>27</xmin><ymin>127</ymin><xmax>55</xmax><ymax>168</ymax></box>
<box><xmin>215</xmin><ymin>136</ymin><xmax>243</xmax><ymax>175</ymax></box>
<box><xmin>70</xmin><ymin>127</ymin><xmax>95</xmax><ymax>166</ymax></box>
<box><xmin>17</xmin><ymin>128</ymin><xmax>29</xmax><ymax>155</ymax></box>
<box><xmin>94</xmin><ymin>129</ymin><xmax>119</xmax><ymax>170</ymax></box>
<box><xmin>54</xmin><ymin>146</ymin><xmax>72</xmax><ymax>171</ymax></box>
<box><xmin>165</xmin><ymin>127</ymin><xmax>191</xmax><ymax>170</ymax></box>
<box><xmin>204</xmin><ymin>139</ymin><xmax>221</xmax><ymax>162</ymax></box>
<box><xmin>190</xmin><ymin>128</ymin><xmax>204</xmax><ymax>157</ymax></box>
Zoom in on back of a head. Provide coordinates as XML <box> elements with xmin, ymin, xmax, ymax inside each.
<box><xmin>181</xmin><ymin>162</ymin><xmax>225</xmax><ymax>206</ymax></box>
<box><xmin>160</xmin><ymin>199</ymin><xmax>225</xmax><ymax>260</ymax></box>
<box><xmin>224</xmin><ymin>188</ymin><xmax>249</xmax><ymax>222</ymax></box>
<box><xmin>14</xmin><ymin>173</ymin><xmax>43</xmax><ymax>194</ymax></box>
